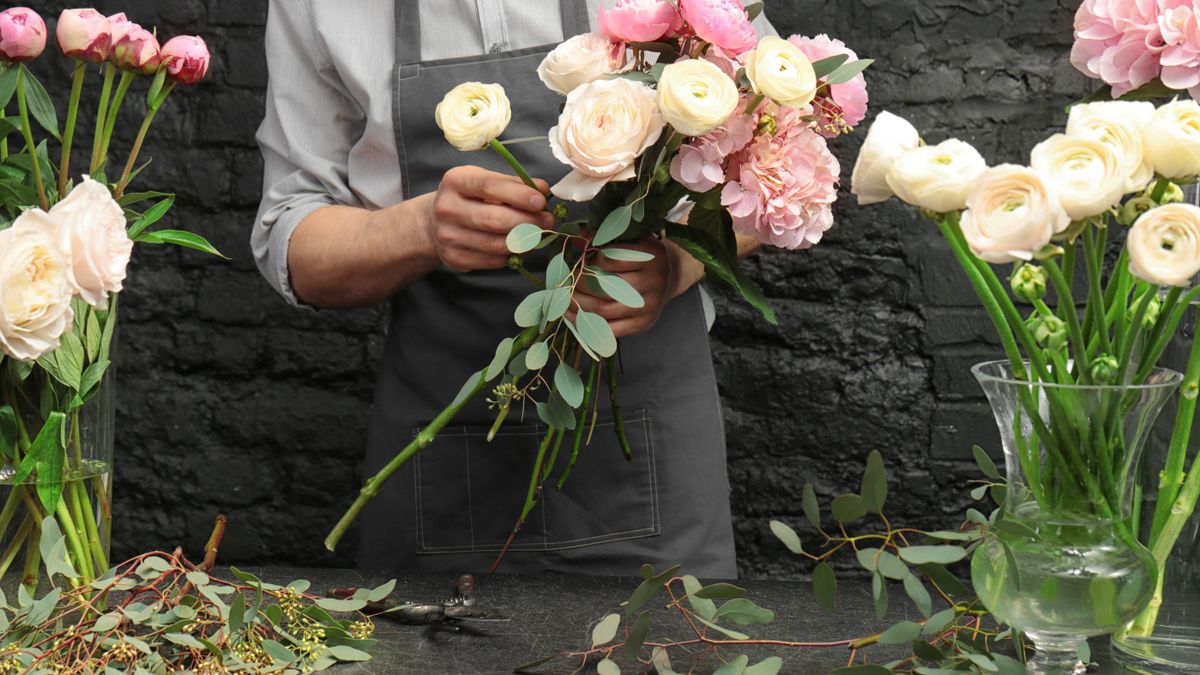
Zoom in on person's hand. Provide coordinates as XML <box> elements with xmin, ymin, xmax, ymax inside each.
<box><xmin>426</xmin><ymin>166</ymin><xmax>555</xmax><ymax>272</ymax></box>
<box><xmin>572</xmin><ymin>237</ymin><xmax>684</xmax><ymax>338</ymax></box>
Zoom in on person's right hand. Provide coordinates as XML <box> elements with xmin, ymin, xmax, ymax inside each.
<box><xmin>426</xmin><ymin>165</ymin><xmax>555</xmax><ymax>272</ymax></box>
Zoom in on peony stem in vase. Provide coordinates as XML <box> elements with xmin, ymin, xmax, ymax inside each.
<box><xmin>15</xmin><ymin>66</ymin><xmax>47</xmax><ymax>211</ymax></box>
<box><xmin>58</xmin><ymin>60</ymin><xmax>86</xmax><ymax>198</ymax></box>
<box><xmin>94</xmin><ymin>71</ymin><xmax>134</xmax><ymax>176</ymax></box>
<box><xmin>89</xmin><ymin>64</ymin><xmax>115</xmax><ymax>174</ymax></box>
<box><xmin>115</xmin><ymin>82</ymin><xmax>174</xmax><ymax>198</ymax></box>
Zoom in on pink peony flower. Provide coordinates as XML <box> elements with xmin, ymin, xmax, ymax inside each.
<box><xmin>0</xmin><ymin>8</ymin><xmax>46</xmax><ymax>62</ymax></box>
<box><xmin>110</xmin><ymin>21</ymin><xmax>160</xmax><ymax>74</ymax></box>
<box><xmin>1071</xmin><ymin>0</ymin><xmax>1166</xmax><ymax>96</ymax></box>
<box><xmin>598</xmin><ymin>0</ymin><xmax>682</xmax><ymax>43</ymax></box>
<box><xmin>670</xmin><ymin>108</ymin><xmax>756</xmax><ymax>191</ymax></box>
<box><xmin>1159</xmin><ymin>1</ymin><xmax>1200</xmax><ymax>96</ymax></box>
<box><xmin>788</xmin><ymin>34</ymin><xmax>869</xmax><ymax>136</ymax></box>
<box><xmin>160</xmin><ymin>35</ymin><xmax>210</xmax><ymax>85</ymax></box>
<box><xmin>680</xmin><ymin>0</ymin><xmax>757</xmax><ymax>55</ymax></box>
<box><xmin>56</xmin><ymin>9</ymin><xmax>111</xmax><ymax>62</ymax></box>
<box><xmin>720</xmin><ymin>108</ymin><xmax>840</xmax><ymax>250</ymax></box>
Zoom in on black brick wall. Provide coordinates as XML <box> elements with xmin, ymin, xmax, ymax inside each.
<box><xmin>20</xmin><ymin>0</ymin><xmax>1088</xmax><ymax>577</ymax></box>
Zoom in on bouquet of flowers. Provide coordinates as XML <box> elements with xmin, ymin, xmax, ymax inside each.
<box><xmin>0</xmin><ymin>6</ymin><xmax>218</xmax><ymax>590</ymax></box>
<box><xmin>324</xmin><ymin>0</ymin><xmax>872</xmax><ymax>564</ymax></box>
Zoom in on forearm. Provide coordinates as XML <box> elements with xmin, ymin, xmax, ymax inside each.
<box><xmin>287</xmin><ymin>194</ymin><xmax>439</xmax><ymax>308</ymax></box>
<box><xmin>668</xmin><ymin>234</ymin><xmax>762</xmax><ymax>299</ymax></box>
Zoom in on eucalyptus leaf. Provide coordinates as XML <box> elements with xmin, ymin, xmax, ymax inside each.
<box><xmin>692</xmin><ymin>613</ymin><xmax>750</xmax><ymax>640</ymax></box>
<box><xmin>93</xmin><ymin>612</ymin><xmax>122</xmax><ymax>633</ymax></box>
<box><xmin>812</xmin><ymin>562</ymin><xmax>837</xmax><ymax>612</ymax></box>
<box><xmin>898</xmin><ymin>546</ymin><xmax>967</xmax><ymax>565</ymax></box>
<box><xmin>712</xmin><ymin>655</ymin><xmax>748</xmax><ymax>675</ymax></box>
<box><xmin>591</xmin><ymin>613</ymin><xmax>621</xmax><ymax>648</ymax></box>
<box><xmin>877</xmin><ymin>620</ymin><xmax>922</xmax><ymax>645</ymax></box>
<box><xmin>515</xmin><ymin>290</ymin><xmax>549</xmax><ymax>328</ymax></box>
<box><xmin>554</xmin><ymin>362</ymin><xmax>585</xmax><ymax>407</ymax></box>
<box><xmin>546</xmin><ymin>253</ymin><xmax>571</xmax><ymax>288</ymax></box>
<box><xmin>626</xmin><ymin>564</ymin><xmax>680</xmax><ymax>616</ymax></box>
<box><xmin>693</xmin><ymin>582</ymin><xmax>747</xmax><ymax>600</ymax></box>
<box><xmin>574</xmin><ymin>311</ymin><xmax>617</xmax><ymax>358</ymax></box>
<box><xmin>861</xmin><ymin>449</ymin><xmax>887</xmax><ymax>513</ymax></box>
<box><xmin>593</xmin><ymin>269</ymin><xmax>645</xmax><ymax>309</ymax></box>
<box><xmin>713</xmin><ymin>598</ymin><xmax>774</xmax><ymax>626</ymax></box>
<box><xmin>597</xmin><ymin>658</ymin><xmax>621</xmax><ymax>675</ymax></box>
<box><xmin>484</xmin><ymin>337</ymin><xmax>514</xmax><ymax>381</ymax></box>
<box><xmin>525</xmin><ymin>342</ymin><xmax>550</xmax><ymax>370</ymax></box>
<box><xmin>802</xmin><ymin>483</ymin><xmax>820</xmax><ymax>527</ymax></box>
<box><xmin>681</xmin><ymin>575</ymin><xmax>717</xmax><ymax>621</ymax></box>
<box><xmin>624</xmin><ymin>610</ymin><xmax>651</xmax><ymax>660</ymax></box>
<box><xmin>600</xmin><ymin>247</ymin><xmax>655</xmax><ymax>263</ymax></box>
<box><xmin>260</xmin><ymin>639</ymin><xmax>296</xmax><ymax>664</ymax></box>
<box><xmin>973</xmin><ymin>445</ymin><xmax>1002</xmax><ymax>481</ymax></box>
<box><xmin>744</xmin><ymin>657</ymin><xmax>783</xmax><ymax>675</ymax></box>
<box><xmin>315</xmin><ymin>597</ymin><xmax>367</xmax><ymax>612</ymax></box>
<box><xmin>811</xmin><ymin>54</ymin><xmax>850</xmax><ymax>79</ymax></box>
<box><xmin>542</xmin><ymin>287</ymin><xmax>571</xmax><ymax>325</ymax></box>
<box><xmin>594</xmin><ymin>206</ymin><xmax>632</xmax><ymax>246</ymax></box>
<box><xmin>830</xmin><ymin>493</ymin><xmax>868</xmax><ymax>524</ymax></box>
<box><xmin>506</xmin><ymin>222</ymin><xmax>545</xmax><ymax>253</ymax></box>
<box><xmin>769</xmin><ymin>520</ymin><xmax>803</xmax><ymax>554</ymax></box>
<box><xmin>903</xmin><ymin>573</ymin><xmax>933</xmax><ymax>618</ymax></box>
<box><xmin>872</xmin><ymin>572</ymin><xmax>888</xmax><ymax>620</ymax></box>
<box><xmin>536</xmin><ymin>392</ymin><xmax>577</xmax><ymax>430</ymax></box>
<box><xmin>823</xmin><ymin>59</ymin><xmax>874</xmax><ymax>85</ymax></box>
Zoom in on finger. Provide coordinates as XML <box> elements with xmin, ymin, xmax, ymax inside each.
<box><xmin>500</xmin><ymin>173</ymin><xmax>552</xmax><ymax>196</ymax></box>
<box><xmin>468</xmin><ymin>204</ymin><xmax>555</xmax><ymax>235</ymax></box>
<box><xmin>443</xmin><ymin>251</ymin><xmax>510</xmax><ymax>273</ymax></box>
<box><xmin>575</xmin><ymin>292</ymin><xmax>638</xmax><ymax>321</ymax></box>
<box><xmin>609</xmin><ymin>318</ymin><xmax>651</xmax><ymax>339</ymax></box>
<box><xmin>442</xmin><ymin>225</ymin><xmax>512</xmax><ymax>257</ymax></box>
<box><xmin>458</xmin><ymin>169</ymin><xmax>548</xmax><ymax>211</ymax></box>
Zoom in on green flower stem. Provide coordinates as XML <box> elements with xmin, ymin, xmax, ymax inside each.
<box><xmin>1135</xmin><ymin>287</ymin><xmax>1200</xmax><ymax>384</ymax></box>
<box><xmin>557</xmin><ymin>358</ymin><xmax>599</xmax><ymax>490</ymax></box>
<box><xmin>58</xmin><ymin>61</ymin><xmax>86</xmax><ymax>198</ymax></box>
<box><xmin>489</xmin><ymin>425</ymin><xmax>563</xmax><ymax>573</ymax></box>
<box><xmin>53</xmin><ymin>498</ymin><xmax>87</xmax><ymax>585</ymax></box>
<box><xmin>324</xmin><ymin>326</ymin><xmax>541</xmax><ymax>552</ymax></box>
<box><xmin>89</xmin><ymin>64</ymin><xmax>115</xmax><ymax>174</ymax></box>
<box><xmin>0</xmin><ymin>514</ymin><xmax>34</xmax><ymax>580</ymax></box>
<box><xmin>1150</xmin><ymin>305</ymin><xmax>1200</xmax><ymax>542</ymax></box>
<box><xmin>1151</xmin><ymin>177</ymin><xmax>1171</xmax><ymax>202</ymax></box>
<box><xmin>95</xmin><ymin>71</ymin><xmax>134</xmax><ymax>175</ymax></box>
<box><xmin>115</xmin><ymin>82</ymin><xmax>173</xmax><ymax>198</ymax></box>
<box><xmin>15</xmin><ymin>66</ymin><xmax>47</xmax><ymax>211</ymax></box>
<box><xmin>63</xmin><ymin>485</ymin><xmax>94</xmax><ymax>578</ymax></box>
<box><xmin>744</xmin><ymin>93</ymin><xmax>765</xmax><ymax>114</ymax></box>
<box><xmin>74</xmin><ymin>479</ymin><xmax>106</xmax><ymax>573</ymax></box>
<box><xmin>1043</xmin><ymin>259</ymin><xmax>1090</xmax><ymax>379</ymax></box>
<box><xmin>19</xmin><ymin>519</ymin><xmax>40</xmax><ymax>594</ymax></box>
<box><xmin>1083</xmin><ymin>225</ymin><xmax>1112</xmax><ymax>352</ymax></box>
<box><xmin>1</xmin><ymin>105</ymin><xmax>8</xmax><ymax>161</ymax></box>
<box><xmin>488</xmin><ymin>138</ymin><xmax>537</xmax><ymax>190</ymax></box>
<box><xmin>607</xmin><ymin>355</ymin><xmax>632</xmax><ymax>462</ymax></box>
<box><xmin>0</xmin><ymin>480</ymin><xmax>24</xmax><ymax>538</ymax></box>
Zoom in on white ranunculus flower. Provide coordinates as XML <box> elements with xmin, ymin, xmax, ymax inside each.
<box><xmin>549</xmin><ymin>78</ymin><xmax>665</xmax><ymax>202</ymax></box>
<box><xmin>656</xmin><ymin>59</ymin><xmax>739</xmax><ymax>137</ymax></box>
<box><xmin>0</xmin><ymin>220</ymin><xmax>74</xmax><ymax>361</ymax></box>
<box><xmin>1143</xmin><ymin>100</ymin><xmax>1200</xmax><ymax>180</ymax></box>
<box><xmin>26</xmin><ymin>176</ymin><xmax>130</xmax><ymax>309</ymax></box>
<box><xmin>536</xmin><ymin>32</ymin><xmax>629</xmax><ymax>96</ymax></box>
<box><xmin>434</xmin><ymin>82</ymin><xmax>512</xmax><ymax>151</ymax></box>
<box><xmin>885</xmin><ymin>139</ymin><xmax>987</xmax><ymax>213</ymax></box>
<box><xmin>1030</xmin><ymin>134</ymin><xmax>1127</xmax><ymax>221</ymax></box>
<box><xmin>960</xmin><ymin>165</ymin><xmax>1071</xmax><ymax>264</ymax></box>
<box><xmin>1066</xmin><ymin>101</ymin><xmax>1155</xmax><ymax>192</ymax></box>
<box><xmin>850</xmin><ymin>111</ymin><xmax>921</xmax><ymax>205</ymax></box>
<box><xmin>1127</xmin><ymin>203</ymin><xmax>1200</xmax><ymax>287</ymax></box>
<box><xmin>744</xmin><ymin>35</ymin><xmax>817</xmax><ymax>109</ymax></box>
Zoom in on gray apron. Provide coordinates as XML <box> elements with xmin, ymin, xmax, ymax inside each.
<box><xmin>357</xmin><ymin>0</ymin><xmax>736</xmax><ymax>577</ymax></box>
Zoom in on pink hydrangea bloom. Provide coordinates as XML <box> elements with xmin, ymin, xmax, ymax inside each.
<box><xmin>680</xmin><ymin>0</ymin><xmax>757</xmax><ymax>55</ymax></box>
<box><xmin>670</xmin><ymin>109</ymin><xmax>756</xmax><ymax>192</ymax></box>
<box><xmin>720</xmin><ymin>108</ymin><xmax>840</xmax><ymax>250</ymax></box>
<box><xmin>598</xmin><ymin>0</ymin><xmax>682</xmax><ymax>43</ymax></box>
<box><xmin>1071</xmin><ymin>0</ymin><xmax>1166</xmax><ymax>96</ymax></box>
<box><xmin>788</xmin><ymin>34</ymin><xmax>869</xmax><ymax>136</ymax></box>
<box><xmin>1159</xmin><ymin>1</ymin><xmax>1200</xmax><ymax>96</ymax></box>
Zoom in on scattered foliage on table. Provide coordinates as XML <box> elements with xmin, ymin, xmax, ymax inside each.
<box><xmin>0</xmin><ymin>515</ymin><xmax>393</xmax><ymax>673</ymax></box>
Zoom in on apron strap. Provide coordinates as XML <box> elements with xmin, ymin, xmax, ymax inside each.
<box><xmin>395</xmin><ymin>0</ymin><xmax>591</xmax><ymax>66</ymax></box>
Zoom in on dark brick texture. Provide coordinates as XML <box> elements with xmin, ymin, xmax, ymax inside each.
<box><xmin>19</xmin><ymin>0</ymin><xmax>1088</xmax><ymax>577</ymax></box>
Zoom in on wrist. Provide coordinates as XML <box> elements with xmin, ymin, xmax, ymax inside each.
<box><xmin>665</xmin><ymin>240</ymin><xmax>704</xmax><ymax>300</ymax></box>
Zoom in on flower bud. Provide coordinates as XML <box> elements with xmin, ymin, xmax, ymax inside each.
<box><xmin>159</xmin><ymin>35</ymin><xmax>209</xmax><ymax>85</ymax></box>
<box><xmin>552</xmin><ymin>202</ymin><xmax>569</xmax><ymax>220</ymax></box>
<box><xmin>756</xmin><ymin>112</ymin><xmax>777</xmax><ymax>137</ymax></box>
<box><xmin>1090</xmin><ymin>354</ymin><xmax>1120</xmax><ymax>384</ymax></box>
<box><xmin>1119</xmin><ymin>196</ymin><xmax>1157</xmax><ymax>226</ymax></box>
<box><xmin>1011</xmin><ymin>264</ymin><xmax>1048</xmax><ymax>302</ymax></box>
<box><xmin>56</xmin><ymin>9</ymin><xmax>110</xmax><ymax>62</ymax></box>
<box><xmin>1031</xmin><ymin>315</ymin><xmax>1068</xmax><ymax>351</ymax></box>
<box><xmin>1159</xmin><ymin>182</ymin><xmax>1186</xmax><ymax>205</ymax></box>
<box><xmin>0</xmin><ymin>8</ymin><xmax>46</xmax><ymax>62</ymax></box>
<box><xmin>1143</xmin><ymin>293</ymin><xmax>1162</xmax><ymax>329</ymax></box>
<box><xmin>110</xmin><ymin>21</ymin><xmax>160</xmax><ymax>74</ymax></box>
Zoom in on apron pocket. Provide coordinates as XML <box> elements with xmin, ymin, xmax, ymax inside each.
<box><xmin>412</xmin><ymin>410</ymin><xmax>659</xmax><ymax>554</ymax></box>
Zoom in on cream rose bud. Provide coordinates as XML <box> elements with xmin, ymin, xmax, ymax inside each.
<box><xmin>549</xmin><ymin>78</ymin><xmax>664</xmax><ymax>202</ymax></box>
<box><xmin>434</xmin><ymin>82</ymin><xmax>512</xmax><ymax>151</ymax></box>
<box><xmin>885</xmin><ymin>139</ymin><xmax>987</xmax><ymax>213</ymax></box>
<box><xmin>1144</xmin><ymin>100</ymin><xmax>1200</xmax><ymax>180</ymax></box>
<box><xmin>850</xmin><ymin>111</ymin><xmax>921</xmax><ymax>205</ymax></box>
<box><xmin>0</xmin><ymin>221</ymin><xmax>74</xmax><ymax>361</ymax></box>
<box><xmin>537</xmin><ymin>32</ymin><xmax>628</xmax><ymax>96</ymax></box>
<box><xmin>656</xmin><ymin>59</ymin><xmax>739</xmax><ymax>136</ymax></box>
<box><xmin>1030</xmin><ymin>134</ymin><xmax>1127</xmax><ymax>221</ymax></box>
<box><xmin>745</xmin><ymin>35</ymin><xmax>817</xmax><ymax>109</ymax></box>
<box><xmin>1127</xmin><ymin>204</ymin><xmax>1200</xmax><ymax>287</ymax></box>
<box><xmin>1066</xmin><ymin>101</ymin><xmax>1155</xmax><ymax>191</ymax></box>
<box><xmin>960</xmin><ymin>165</ymin><xmax>1071</xmax><ymax>264</ymax></box>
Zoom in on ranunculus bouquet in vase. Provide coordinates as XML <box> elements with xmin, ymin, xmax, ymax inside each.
<box><xmin>324</xmin><ymin>0</ymin><xmax>872</xmax><ymax>567</ymax></box>
<box><xmin>852</xmin><ymin>96</ymin><xmax>1200</xmax><ymax>673</ymax></box>
<box><xmin>0</xmin><ymin>7</ymin><xmax>217</xmax><ymax>591</ymax></box>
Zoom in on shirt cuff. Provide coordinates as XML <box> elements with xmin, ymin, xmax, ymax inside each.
<box><xmin>257</xmin><ymin>199</ymin><xmax>329</xmax><ymax>310</ymax></box>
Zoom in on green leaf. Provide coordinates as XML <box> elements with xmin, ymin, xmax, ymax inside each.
<box><xmin>84</xmin><ymin>309</ymin><xmax>102</xmax><ymax>362</ymax></box>
<box><xmin>600</xmin><ymin>247</ymin><xmax>655</xmax><ymax>263</ymax></box>
<box><xmin>872</xmin><ymin>572</ymin><xmax>888</xmax><ymax>620</ymax></box>
<box><xmin>743</xmin><ymin>1</ymin><xmax>764</xmax><ymax>21</ymax></box>
<box><xmin>0</xmin><ymin>405</ymin><xmax>16</xmax><ymax>461</ymax></box>
<box><xmin>898</xmin><ymin>546</ymin><xmax>968</xmax><ymax>565</ymax></box>
<box><xmin>367</xmin><ymin>579</ymin><xmax>396</xmax><ymax>602</ymax></box>
<box><xmin>597</xmin><ymin>658</ymin><xmax>621</xmax><ymax>675</ymax></box>
<box><xmin>525</xmin><ymin>342</ymin><xmax>550</xmax><ymax>370</ymax></box>
<box><xmin>812</xmin><ymin>562</ymin><xmax>837</xmax><ymax>612</ymax></box>
<box><xmin>802</xmin><ymin>483</ymin><xmax>820</xmax><ymax>527</ymax></box>
<box><xmin>20</xmin><ymin>66</ymin><xmax>58</xmax><ymax>139</ymax></box>
<box><xmin>135</xmin><ymin>229</ymin><xmax>227</xmax><ymax>258</ymax></box>
<box><xmin>994</xmin><ymin>519</ymin><xmax>1038</xmax><ymax>541</ymax></box>
<box><xmin>229</xmin><ymin>593</ymin><xmax>245</xmax><ymax>633</ymax></box>
<box><xmin>450</xmin><ymin>370</ymin><xmax>484</xmax><ymax>408</ymax></box>
<box><xmin>554</xmin><ymin>363</ymin><xmax>585</xmax><ymax>407</ymax></box>
<box><xmin>127</xmin><ymin>196</ymin><xmax>174</xmax><ymax>238</ymax></box>
<box><xmin>592</xmin><ymin>269</ymin><xmax>645</xmax><ymax>308</ymax></box>
<box><xmin>713</xmin><ymin>655</ymin><xmax>748</xmax><ymax>675</ymax></box>
<box><xmin>485</xmin><ymin>337</ymin><xmax>514</xmax><ymax>381</ymax></box>
<box><xmin>315</xmin><ymin>597</ymin><xmax>367</xmax><ymax>612</ymax></box>
<box><xmin>594</xmin><ymin>206</ymin><xmax>632</xmax><ymax>246</ymax></box>
<box><xmin>0</xmin><ymin>66</ymin><xmax>18</xmax><ymax>110</ymax></box>
<box><xmin>829</xmin><ymin>666</ymin><xmax>893</xmax><ymax>675</ymax></box>
<box><xmin>515</xmin><ymin>290</ymin><xmax>549</xmax><ymax>328</ymax></box>
<box><xmin>506</xmin><ymin>223</ymin><xmax>545</xmax><ymax>253</ymax></box>
<box><xmin>624</xmin><ymin>610</ymin><xmax>651</xmax><ymax>660</ymax></box>
<box><xmin>591</xmin><ymin>613</ymin><xmax>621</xmax><ymax>647</ymax></box>
<box><xmin>542</xmin><ymin>286</ymin><xmax>571</xmax><ymax>325</ymax></box>
<box><xmin>924</xmin><ymin>530</ymin><xmax>979</xmax><ymax>542</ymax></box>
<box><xmin>186</xmin><ymin>571</ymin><xmax>210</xmax><ymax>586</ymax></box>
<box><xmin>903</xmin><ymin>574</ymin><xmax>932</xmax><ymax>618</ymax></box>
<box><xmin>261</xmin><ymin>639</ymin><xmax>297</xmax><ymax>664</ymax></box>
<box><xmin>118</xmin><ymin>190</ymin><xmax>173</xmax><ymax>207</ymax></box>
<box><xmin>93</xmin><ymin>612</ymin><xmax>122</xmax><ymax>633</ymax></box>
<box><xmin>692</xmin><ymin>613</ymin><xmax>750</xmax><ymax>640</ymax></box>
<box><xmin>514</xmin><ymin>655</ymin><xmax>556</xmax><ymax>673</ymax></box>
<box><xmin>146</xmin><ymin>67</ymin><xmax>167</xmax><ymax>108</ymax></box>
<box><xmin>861</xmin><ymin>449</ymin><xmax>887</xmax><ymax>513</ymax></box>
<box><xmin>878</xmin><ymin>620</ymin><xmax>922</xmax><ymax>645</ymax></box>
<box><xmin>744</xmin><ymin>657</ymin><xmax>782</xmax><ymax>675</ymax></box>
<box><xmin>38</xmin><ymin>515</ymin><xmax>77</xmax><ymax>581</ymax></box>
<box><xmin>811</xmin><ymin>54</ymin><xmax>850</xmax><ymax>79</ymax></box>
<box><xmin>666</xmin><ymin>223</ymin><xmax>777</xmax><ymax>325</ymax></box>
<box><xmin>536</xmin><ymin>392</ymin><xmax>577</xmax><ymax>430</ymax></box>
<box><xmin>327</xmin><ymin>645</ymin><xmax>371</xmax><ymax>662</ymax></box>
<box><xmin>574</xmin><ymin>311</ymin><xmax>617</xmax><ymax>358</ymax></box>
<box><xmin>79</xmin><ymin>360</ymin><xmax>110</xmax><ymax>400</ymax></box>
<box><xmin>546</xmin><ymin>253</ymin><xmax>571</xmax><ymax>288</ymax></box>
<box><xmin>626</xmin><ymin>564</ymin><xmax>680</xmax><ymax>616</ymax></box>
<box><xmin>769</xmin><ymin>520</ymin><xmax>803</xmax><ymax>554</ymax></box>
<box><xmin>681</xmin><ymin>575</ymin><xmax>716</xmax><ymax>621</ymax></box>
<box><xmin>714</xmin><ymin>598</ymin><xmax>774</xmax><ymax>625</ymax></box>
<box><xmin>18</xmin><ymin>413</ymin><xmax>66</xmax><ymax>511</ymax></box>
<box><xmin>973</xmin><ymin>445</ymin><xmax>1002</xmax><ymax>481</ymax></box>
<box><xmin>831</xmin><ymin>493</ymin><xmax>868</xmax><ymax>524</ymax></box>
<box><xmin>917</xmin><ymin>563</ymin><xmax>972</xmax><ymax>602</ymax></box>
<box><xmin>693</xmin><ymin>583</ymin><xmax>747</xmax><ymax>600</ymax></box>
<box><xmin>823</xmin><ymin>59</ymin><xmax>874</xmax><ymax>85</ymax></box>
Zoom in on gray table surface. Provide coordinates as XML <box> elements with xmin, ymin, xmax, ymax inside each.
<box><xmin>231</xmin><ymin>566</ymin><xmax>1128</xmax><ymax>674</ymax></box>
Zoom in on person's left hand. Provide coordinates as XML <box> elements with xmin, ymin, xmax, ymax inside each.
<box><xmin>571</xmin><ymin>236</ymin><xmax>680</xmax><ymax>338</ymax></box>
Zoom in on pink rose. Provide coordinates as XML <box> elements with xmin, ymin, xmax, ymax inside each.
<box><xmin>0</xmin><ymin>8</ymin><xmax>46</xmax><ymax>62</ymax></box>
<box><xmin>669</xmin><ymin>108</ymin><xmax>755</xmax><ymax>191</ymax></box>
<box><xmin>680</xmin><ymin>0</ymin><xmax>757</xmax><ymax>55</ymax></box>
<box><xmin>788</xmin><ymin>34</ymin><xmax>869</xmax><ymax>136</ymax></box>
<box><xmin>56</xmin><ymin>9</ymin><xmax>111</xmax><ymax>62</ymax></box>
<box><xmin>160</xmin><ymin>35</ymin><xmax>210</xmax><ymax>85</ymax></box>
<box><xmin>1071</xmin><ymin>0</ymin><xmax>1166</xmax><ymax>96</ymax></box>
<box><xmin>598</xmin><ymin>0</ymin><xmax>682</xmax><ymax>43</ymax></box>
<box><xmin>111</xmin><ymin>21</ymin><xmax>160</xmax><ymax>74</ymax></box>
<box><xmin>1160</xmin><ymin>1</ymin><xmax>1200</xmax><ymax>96</ymax></box>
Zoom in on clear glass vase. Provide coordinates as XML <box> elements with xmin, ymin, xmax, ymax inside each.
<box><xmin>969</xmin><ymin>360</ymin><xmax>1181</xmax><ymax>675</ymax></box>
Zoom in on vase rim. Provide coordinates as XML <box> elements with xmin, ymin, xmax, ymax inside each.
<box><xmin>971</xmin><ymin>359</ymin><xmax>1184</xmax><ymax>391</ymax></box>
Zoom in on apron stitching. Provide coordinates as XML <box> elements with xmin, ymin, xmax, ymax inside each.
<box><xmin>419</xmin><ymin>48</ymin><xmax>563</xmax><ymax>71</ymax></box>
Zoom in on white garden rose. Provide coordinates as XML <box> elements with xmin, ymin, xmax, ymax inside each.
<box><xmin>960</xmin><ymin>165</ymin><xmax>1071</xmax><ymax>264</ymax></box>
<box><xmin>548</xmin><ymin>78</ymin><xmax>665</xmax><ymax>201</ymax></box>
<box><xmin>0</xmin><ymin>220</ymin><xmax>74</xmax><ymax>361</ymax></box>
<box><xmin>1030</xmin><ymin>134</ymin><xmax>1127</xmax><ymax>221</ymax></box>
<box><xmin>656</xmin><ymin>59</ymin><xmax>739</xmax><ymax>137</ymax></box>
<box><xmin>1127</xmin><ymin>203</ymin><xmax>1200</xmax><ymax>287</ymax></box>
<box><xmin>536</xmin><ymin>32</ymin><xmax>629</xmax><ymax>96</ymax></box>
<box><xmin>1066</xmin><ymin>101</ymin><xmax>1155</xmax><ymax>191</ymax></box>
<box><xmin>745</xmin><ymin>35</ymin><xmax>817</xmax><ymax>109</ymax></box>
<box><xmin>29</xmin><ymin>176</ymin><xmax>130</xmax><ymax>309</ymax></box>
<box><xmin>1143</xmin><ymin>100</ymin><xmax>1200</xmax><ymax>180</ymax></box>
<box><xmin>850</xmin><ymin>111</ymin><xmax>921</xmax><ymax>205</ymax></box>
<box><xmin>885</xmin><ymin>139</ymin><xmax>987</xmax><ymax>213</ymax></box>
<box><xmin>434</xmin><ymin>82</ymin><xmax>512</xmax><ymax>151</ymax></box>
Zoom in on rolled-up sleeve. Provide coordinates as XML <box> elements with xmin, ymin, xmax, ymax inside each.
<box><xmin>253</xmin><ymin>0</ymin><xmax>365</xmax><ymax>307</ymax></box>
